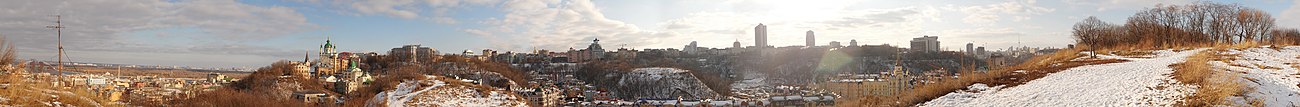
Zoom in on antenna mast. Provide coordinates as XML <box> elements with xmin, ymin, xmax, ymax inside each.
<box><xmin>45</xmin><ymin>15</ymin><xmax>65</xmax><ymax>86</ymax></box>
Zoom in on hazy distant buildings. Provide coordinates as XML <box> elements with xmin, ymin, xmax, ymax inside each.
<box><xmin>966</xmin><ymin>43</ymin><xmax>975</xmax><ymax>54</ymax></box>
<box><xmin>207</xmin><ymin>73</ymin><xmax>227</xmax><ymax>83</ymax></box>
<box><xmin>567</xmin><ymin>38</ymin><xmax>606</xmax><ymax>62</ymax></box>
<box><xmin>389</xmin><ymin>44</ymin><xmax>437</xmax><ymax>63</ymax></box>
<box><xmin>910</xmin><ymin>36</ymin><xmax>940</xmax><ymax>52</ymax></box>
<box><xmin>806</xmin><ymin>30</ymin><xmax>815</xmax><ymax>47</ymax></box>
<box><xmin>755</xmin><ymin>24</ymin><xmax>768</xmax><ymax>47</ymax></box>
<box><xmin>684</xmin><ymin>41</ymin><xmax>706</xmax><ymax>55</ymax></box>
<box><xmin>850</xmin><ymin>39</ymin><xmax>859</xmax><ymax>47</ymax></box>
<box><xmin>733</xmin><ymin>40</ymin><xmax>742</xmax><ymax>49</ymax></box>
<box><xmin>829</xmin><ymin>41</ymin><xmax>842</xmax><ymax>48</ymax></box>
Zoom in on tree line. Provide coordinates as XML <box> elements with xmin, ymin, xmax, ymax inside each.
<box><xmin>1073</xmin><ymin>2</ymin><xmax>1300</xmax><ymax>50</ymax></box>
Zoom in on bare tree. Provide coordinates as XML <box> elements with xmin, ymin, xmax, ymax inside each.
<box><xmin>1074</xmin><ymin>2</ymin><xmax>1296</xmax><ymax>49</ymax></box>
<box><xmin>1073</xmin><ymin>16</ymin><xmax>1109</xmax><ymax>56</ymax></box>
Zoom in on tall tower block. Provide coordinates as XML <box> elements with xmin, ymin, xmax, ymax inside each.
<box><xmin>754</xmin><ymin>23</ymin><xmax>768</xmax><ymax>47</ymax></box>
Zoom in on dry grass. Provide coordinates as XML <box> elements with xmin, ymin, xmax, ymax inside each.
<box><xmin>1292</xmin><ymin>64</ymin><xmax>1300</xmax><ymax>72</ymax></box>
<box><xmin>1170</xmin><ymin>50</ymin><xmax>1217</xmax><ymax>85</ymax></box>
<box><xmin>1172</xmin><ymin>49</ymin><xmax>1251</xmax><ymax>107</ymax></box>
<box><xmin>1017</xmin><ymin>48</ymin><xmax>1088</xmax><ymax>70</ymax></box>
<box><xmin>1255</xmin><ymin>64</ymin><xmax>1282</xmax><ymax>70</ymax></box>
<box><xmin>1292</xmin><ymin>56</ymin><xmax>1300</xmax><ymax>70</ymax></box>
<box><xmin>0</xmin><ymin>74</ymin><xmax>117</xmax><ymax>106</ymax></box>
<box><xmin>1227</xmin><ymin>41</ymin><xmax>1262</xmax><ymax>50</ymax></box>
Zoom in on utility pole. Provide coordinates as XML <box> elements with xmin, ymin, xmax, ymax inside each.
<box><xmin>46</xmin><ymin>15</ymin><xmax>65</xmax><ymax>86</ymax></box>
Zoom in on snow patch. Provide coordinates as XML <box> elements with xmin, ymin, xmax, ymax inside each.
<box><xmin>923</xmin><ymin>84</ymin><xmax>1006</xmax><ymax>105</ymax></box>
<box><xmin>368</xmin><ymin>75</ymin><xmax>527</xmax><ymax>107</ymax></box>
<box><xmin>1213</xmin><ymin>46</ymin><xmax>1300</xmax><ymax>106</ymax></box>
<box><xmin>370</xmin><ymin>77</ymin><xmax>445</xmax><ymax>107</ymax></box>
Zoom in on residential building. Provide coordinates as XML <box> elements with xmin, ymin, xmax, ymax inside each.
<box><xmin>567</xmin><ymin>38</ymin><xmax>606</xmax><ymax>62</ymax></box>
<box><xmin>389</xmin><ymin>44</ymin><xmax>438</xmax><ymax>63</ymax></box>
<box><xmin>292</xmin><ymin>90</ymin><xmax>334</xmax><ymax>104</ymax></box>
<box><xmin>755</xmin><ymin>23</ymin><xmax>768</xmax><ymax>47</ymax></box>
<box><xmin>909</xmin><ymin>36</ymin><xmax>940</xmax><ymax>52</ymax></box>
<box><xmin>684</xmin><ymin>41</ymin><xmax>705</xmax><ymax>55</ymax></box>
<box><xmin>966</xmin><ymin>43</ymin><xmax>975</xmax><ymax>54</ymax></box>
<box><xmin>806</xmin><ymin>30</ymin><xmax>815</xmax><ymax>47</ymax></box>
<box><xmin>850</xmin><ymin>39</ymin><xmax>858</xmax><ymax>47</ymax></box>
<box><xmin>206</xmin><ymin>73</ymin><xmax>227</xmax><ymax>83</ymax></box>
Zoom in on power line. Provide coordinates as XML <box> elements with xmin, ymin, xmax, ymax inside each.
<box><xmin>45</xmin><ymin>15</ymin><xmax>66</xmax><ymax>86</ymax></box>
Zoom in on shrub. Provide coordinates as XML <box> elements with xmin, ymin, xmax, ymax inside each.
<box><xmin>1174</xmin><ymin>49</ymin><xmax>1249</xmax><ymax>107</ymax></box>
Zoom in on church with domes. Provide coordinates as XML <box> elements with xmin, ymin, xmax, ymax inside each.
<box><xmin>304</xmin><ymin>37</ymin><xmax>373</xmax><ymax>94</ymax></box>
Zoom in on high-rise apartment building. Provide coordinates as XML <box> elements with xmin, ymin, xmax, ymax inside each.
<box><xmin>754</xmin><ymin>23</ymin><xmax>768</xmax><ymax>47</ymax></box>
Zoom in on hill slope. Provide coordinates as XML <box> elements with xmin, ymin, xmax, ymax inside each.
<box><xmin>922</xmin><ymin>46</ymin><xmax>1300</xmax><ymax>106</ymax></box>
<box><xmin>922</xmin><ymin>49</ymin><xmax>1203</xmax><ymax>106</ymax></box>
<box><xmin>616</xmin><ymin>67</ymin><xmax>719</xmax><ymax>99</ymax></box>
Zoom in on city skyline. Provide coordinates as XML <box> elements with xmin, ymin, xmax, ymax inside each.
<box><xmin>4</xmin><ymin>0</ymin><xmax>1300</xmax><ymax>68</ymax></box>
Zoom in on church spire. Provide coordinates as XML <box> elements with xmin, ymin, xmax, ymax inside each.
<box><xmin>303</xmin><ymin>50</ymin><xmax>310</xmax><ymax>63</ymax></box>
<box><xmin>323</xmin><ymin>35</ymin><xmax>335</xmax><ymax>49</ymax></box>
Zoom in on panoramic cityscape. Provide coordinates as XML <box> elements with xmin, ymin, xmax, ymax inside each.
<box><xmin>2</xmin><ymin>0</ymin><xmax>1300</xmax><ymax>107</ymax></box>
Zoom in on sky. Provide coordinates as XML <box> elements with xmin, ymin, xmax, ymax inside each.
<box><xmin>3</xmin><ymin>0</ymin><xmax>1300</xmax><ymax>68</ymax></box>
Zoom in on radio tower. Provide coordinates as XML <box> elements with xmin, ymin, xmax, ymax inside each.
<box><xmin>45</xmin><ymin>15</ymin><xmax>65</xmax><ymax>86</ymax></box>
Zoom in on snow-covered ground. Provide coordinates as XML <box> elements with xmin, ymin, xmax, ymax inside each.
<box><xmin>617</xmin><ymin>67</ymin><xmax>719</xmax><ymax>99</ymax></box>
<box><xmin>371</xmin><ymin>77</ymin><xmax>446</xmax><ymax>107</ymax></box>
<box><xmin>731</xmin><ymin>72</ymin><xmax>777</xmax><ymax>100</ymax></box>
<box><xmin>922</xmin><ymin>49</ymin><xmax>1202</xmax><ymax>106</ymax></box>
<box><xmin>368</xmin><ymin>76</ymin><xmax>526</xmax><ymax>107</ymax></box>
<box><xmin>1214</xmin><ymin>46</ymin><xmax>1300</xmax><ymax>106</ymax></box>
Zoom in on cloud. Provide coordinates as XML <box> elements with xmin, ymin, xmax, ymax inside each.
<box><xmin>339</xmin><ymin>0</ymin><xmax>499</xmax><ymax>23</ymax></box>
<box><xmin>651</xmin><ymin>5</ymin><xmax>937</xmax><ymax>48</ymax></box>
<box><xmin>165</xmin><ymin>0</ymin><xmax>315</xmax><ymax>39</ymax></box>
<box><xmin>1063</xmin><ymin>0</ymin><xmax>1195</xmax><ymax>12</ymax></box>
<box><xmin>822</xmin><ymin>8</ymin><xmax>921</xmax><ymax>28</ymax></box>
<box><xmin>0</xmin><ymin>0</ymin><xmax>314</xmax><ymax>66</ymax></box>
<box><xmin>939</xmin><ymin>27</ymin><xmax>1072</xmax><ymax>50</ymax></box>
<box><xmin>466</xmin><ymin>0</ymin><xmax>676</xmax><ymax>51</ymax></box>
<box><xmin>351</xmin><ymin>0</ymin><xmax>423</xmax><ymax>19</ymax></box>
<box><xmin>1278</xmin><ymin>1</ymin><xmax>1300</xmax><ymax>28</ymax></box>
<box><xmin>185</xmin><ymin>44</ymin><xmax>303</xmax><ymax>58</ymax></box>
<box><xmin>955</xmin><ymin>0</ymin><xmax>1055</xmax><ymax>25</ymax></box>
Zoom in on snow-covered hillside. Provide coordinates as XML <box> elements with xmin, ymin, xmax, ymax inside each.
<box><xmin>1214</xmin><ymin>46</ymin><xmax>1300</xmax><ymax>106</ymax></box>
<box><xmin>922</xmin><ymin>49</ymin><xmax>1203</xmax><ymax>106</ymax></box>
<box><xmin>616</xmin><ymin>67</ymin><xmax>719</xmax><ymax>99</ymax></box>
<box><xmin>367</xmin><ymin>76</ymin><xmax>526</xmax><ymax>107</ymax></box>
